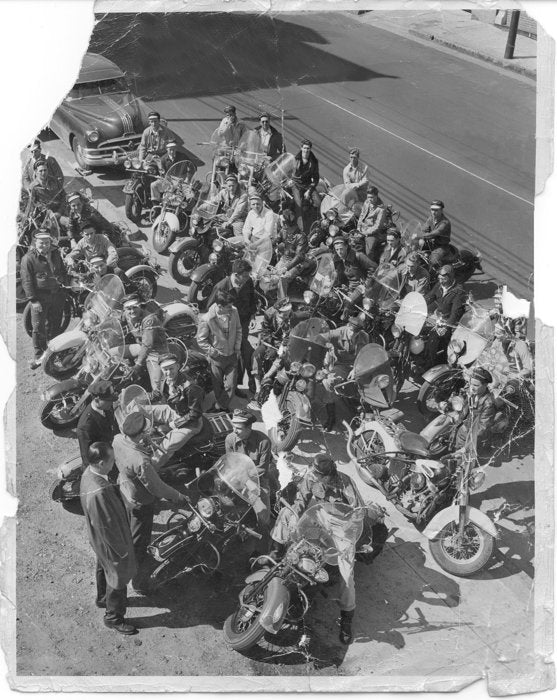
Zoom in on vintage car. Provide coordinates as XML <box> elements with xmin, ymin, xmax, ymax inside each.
<box><xmin>49</xmin><ymin>52</ymin><xmax>161</xmax><ymax>170</ymax></box>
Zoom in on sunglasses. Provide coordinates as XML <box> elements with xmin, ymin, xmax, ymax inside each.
<box><xmin>438</xmin><ymin>274</ymin><xmax>449</xmax><ymax>279</ymax></box>
<box><xmin>260</xmin><ymin>120</ymin><xmax>269</xmax><ymax>124</ymax></box>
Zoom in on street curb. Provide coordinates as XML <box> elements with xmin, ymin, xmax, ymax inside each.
<box><xmin>408</xmin><ymin>28</ymin><xmax>536</xmax><ymax>80</ymax></box>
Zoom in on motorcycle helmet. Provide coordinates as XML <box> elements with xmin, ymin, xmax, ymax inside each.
<box><xmin>312</xmin><ymin>453</ymin><xmax>336</xmax><ymax>476</ymax></box>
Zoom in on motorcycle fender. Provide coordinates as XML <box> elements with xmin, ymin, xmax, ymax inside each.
<box><xmin>152</xmin><ymin>211</ymin><xmax>180</xmax><ymax>234</ymax></box>
<box><xmin>258</xmin><ymin>577</ymin><xmax>291</xmax><ymax>635</ymax></box>
<box><xmin>421</xmin><ymin>364</ymin><xmax>452</xmax><ymax>384</ymax></box>
<box><xmin>57</xmin><ymin>452</ymin><xmax>84</xmax><ymax>479</ymax></box>
<box><xmin>163</xmin><ymin>302</ymin><xmax>198</xmax><ymax>322</ymax></box>
<box><xmin>123</xmin><ymin>179</ymin><xmax>141</xmax><ymax>194</ymax></box>
<box><xmin>190</xmin><ymin>263</ymin><xmax>214</xmax><ymax>285</ymax></box>
<box><xmin>168</xmin><ymin>236</ymin><xmax>198</xmax><ymax>255</ymax></box>
<box><xmin>287</xmin><ymin>391</ymin><xmax>312</xmax><ymax>421</ymax></box>
<box><xmin>245</xmin><ymin>570</ymin><xmax>268</xmax><ymax>585</ymax></box>
<box><xmin>43</xmin><ymin>378</ymin><xmax>83</xmax><ymax>401</ymax></box>
<box><xmin>125</xmin><ymin>264</ymin><xmax>159</xmax><ymax>279</ymax></box>
<box><xmin>423</xmin><ymin>505</ymin><xmax>498</xmax><ymax>541</ymax></box>
<box><xmin>47</xmin><ymin>329</ymin><xmax>87</xmax><ymax>353</ymax></box>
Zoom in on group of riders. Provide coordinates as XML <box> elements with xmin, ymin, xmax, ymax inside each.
<box><xmin>17</xmin><ymin>105</ymin><xmax>534</xmax><ymax>645</ymax></box>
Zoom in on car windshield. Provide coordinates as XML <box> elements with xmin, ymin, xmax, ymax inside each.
<box><xmin>67</xmin><ymin>77</ymin><xmax>130</xmax><ymax>100</ymax></box>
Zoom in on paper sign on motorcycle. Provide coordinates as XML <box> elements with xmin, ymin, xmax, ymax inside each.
<box><xmin>288</xmin><ymin>317</ymin><xmax>330</xmax><ymax>367</ymax></box>
<box><xmin>309</xmin><ymin>252</ymin><xmax>336</xmax><ymax>297</ymax></box>
<box><xmin>395</xmin><ymin>291</ymin><xmax>428</xmax><ymax>337</ymax></box>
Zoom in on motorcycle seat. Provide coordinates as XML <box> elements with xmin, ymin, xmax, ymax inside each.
<box><xmin>398</xmin><ymin>430</ymin><xmax>430</xmax><ymax>457</ymax></box>
<box><xmin>188</xmin><ymin>415</ymin><xmax>214</xmax><ymax>446</ymax></box>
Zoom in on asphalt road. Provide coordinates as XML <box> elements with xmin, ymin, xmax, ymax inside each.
<box><xmin>16</xmin><ymin>11</ymin><xmax>536</xmax><ymax>686</ymax></box>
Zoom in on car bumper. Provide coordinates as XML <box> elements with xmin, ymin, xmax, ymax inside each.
<box><xmin>80</xmin><ymin>136</ymin><xmax>142</xmax><ymax>167</ymax></box>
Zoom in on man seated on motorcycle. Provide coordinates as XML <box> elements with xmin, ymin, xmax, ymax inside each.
<box><xmin>421</xmin><ymin>200</ymin><xmax>452</xmax><ymax>268</ymax></box>
<box><xmin>88</xmin><ymin>255</ymin><xmax>141</xmax><ymax>296</ymax></box>
<box><xmin>342</xmin><ymin>147</ymin><xmax>369</xmax><ymax>196</ymax></box>
<box><xmin>216</xmin><ymin>105</ymin><xmax>247</xmax><ymax>148</ymax></box>
<box><xmin>121</xmin><ymin>294</ymin><xmax>169</xmax><ymax>402</ymax></box>
<box><xmin>398</xmin><ymin>251</ymin><xmax>430</xmax><ymax>296</ymax></box>
<box><xmin>266</xmin><ymin>453</ymin><xmax>388</xmax><ymax>644</ymax></box>
<box><xmin>452</xmin><ymin>367</ymin><xmax>497</xmax><ymax>451</ymax></box>
<box><xmin>150</xmin><ymin>141</ymin><xmax>200</xmax><ymax>207</ymax></box>
<box><xmin>251</xmin><ymin>298</ymin><xmax>297</xmax><ymax>395</ymax></box>
<box><xmin>309</xmin><ymin>208</ymin><xmax>345</xmax><ymax>249</ymax></box>
<box><xmin>274</xmin><ymin>209</ymin><xmax>311</xmax><ymax>297</ymax></box>
<box><xmin>357</xmin><ymin>185</ymin><xmax>389</xmax><ymax>262</ymax></box>
<box><xmin>218</xmin><ymin>174</ymin><xmax>248</xmax><ymax>237</ymax></box>
<box><xmin>491</xmin><ymin>322</ymin><xmax>533</xmax><ymax>381</ymax></box>
<box><xmin>65</xmin><ymin>223</ymin><xmax>119</xmax><ymax>269</ymax></box>
<box><xmin>242</xmin><ymin>190</ymin><xmax>277</xmax><ymax>263</ymax></box>
<box><xmin>23</xmin><ymin>160</ymin><xmax>67</xmax><ymax>217</ymax></box>
<box><xmin>423</xmin><ymin>264</ymin><xmax>467</xmax><ymax>367</ymax></box>
<box><xmin>379</xmin><ymin>228</ymin><xmax>407</xmax><ymax>267</ymax></box>
<box><xmin>225</xmin><ymin>409</ymin><xmax>276</xmax><ymax>545</ymax></box>
<box><xmin>138</xmin><ymin>111</ymin><xmax>173</xmax><ymax>161</ymax></box>
<box><xmin>60</xmin><ymin>192</ymin><xmax>116</xmax><ymax>243</ymax></box>
<box><xmin>22</xmin><ymin>139</ymin><xmax>64</xmax><ymax>191</ymax></box>
<box><xmin>332</xmin><ymin>234</ymin><xmax>376</xmax><ymax>318</ymax></box>
<box><xmin>291</xmin><ymin>139</ymin><xmax>321</xmax><ymax>224</ymax></box>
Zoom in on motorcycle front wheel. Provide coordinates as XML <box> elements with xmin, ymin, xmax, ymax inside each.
<box><xmin>271</xmin><ymin>413</ymin><xmax>302</xmax><ymax>453</ymax></box>
<box><xmin>124</xmin><ymin>192</ymin><xmax>143</xmax><ymax>224</ymax></box>
<box><xmin>187</xmin><ymin>269</ymin><xmax>224</xmax><ymax>312</ymax></box>
<box><xmin>126</xmin><ymin>270</ymin><xmax>158</xmax><ymax>300</ymax></box>
<box><xmin>168</xmin><ymin>242</ymin><xmax>206</xmax><ymax>285</ymax></box>
<box><xmin>40</xmin><ymin>389</ymin><xmax>86</xmax><ymax>430</ymax></box>
<box><xmin>429</xmin><ymin>521</ymin><xmax>494</xmax><ymax>576</ymax></box>
<box><xmin>22</xmin><ymin>297</ymin><xmax>73</xmax><ymax>338</ymax></box>
<box><xmin>417</xmin><ymin>372</ymin><xmax>465</xmax><ymax>420</ymax></box>
<box><xmin>152</xmin><ymin>219</ymin><xmax>177</xmax><ymax>254</ymax></box>
<box><xmin>223</xmin><ymin>583</ymin><xmax>269</xmax><ymax>651</ymax></box>
<box><xmin>42</xmin><ymin>344</ymin><xmax>86</xmax><ymax>380</ymax></box>
<box><xmin>149</xmin><ymin>539</ymin><xmax>220</xmax><ymax>589</ymax></box>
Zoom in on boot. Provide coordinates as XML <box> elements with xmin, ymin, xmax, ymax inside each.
<box><xmin>323</xmin><ymin>403</ymin><xmax>336</xmax><ymax>432</ymax></box>
<box><xmin>339</xmin><ymin>609</ymin><xmax>354</xmax><ymax>645</ymax></box>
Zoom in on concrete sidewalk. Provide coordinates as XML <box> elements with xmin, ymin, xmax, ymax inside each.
<box><xmin>354</xmin><ymin>10</ymin><xmax>537</xmax><ymax>80</ymax></box>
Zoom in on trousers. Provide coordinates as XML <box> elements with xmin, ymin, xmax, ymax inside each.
<box><xmin>124</xmin><ymin>501</ymin><xmax>154</xmax><ymax>588</ymax></box>
<box><xmin>29</xmin><ymin>289</ymin><xmax>66</xmax><ymax>355</ymax></box>
<box><xmin>123</xmin><ymin>344</ymin><xmax>164</xmax><ymax>394</ymax></box>
<box><xmin>148</xmin><ymin>404</ymin><xmax>203</xmax><ymax>467</ymax></box>
<box><xmin>95</xmin><ymin>560</ymin><xmax>128</xmax><ymax>623</ymax></box>
<box><xmin>209</xmin><ymin>353</ymin><xmax>238</xmax><ymax>410</ymax></box>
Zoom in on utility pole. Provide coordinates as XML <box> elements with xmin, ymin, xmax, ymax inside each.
<box><xmin>504</xmin><ymin>10</ymin><xmax>521</xmax><ymax>59</ymax></box>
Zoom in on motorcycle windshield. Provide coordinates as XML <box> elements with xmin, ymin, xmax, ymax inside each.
<box><xmin>395</xmin><ymin>292</ymin><xmax>428</xmax><ymax>337</ymax></box>
<box><xmin>353</xmin><ymin>343</ymin><xmax>395</xmax><ymax>408</ymax></box>
<box><xmin>289</xmin><ymin>317</ymin><xmax>330</xmax><ymax>366</ymax></box>
<box><xmin>243</xmin><ymin>243</ymin><xmax>273</xmax><ymax>279</ymax></box>
<box><xmin>451</xmin><ymin>307</ymin><xmax>495</xmax><ymax>365</ymax></box>
<box><xmin>115</xmin><ymin>384</ymin><xmax>152</xmax><ymax>430</ymax></box>
<box><xmin>473</xmin><ymin>341</ymin><xmax>511</xmax><ymax>394</ymax></box>
<box><xmin>83</xmin><ymin>274</ymin><xmax>126</xmax><ymax>324</ymax></box>
<box><xmin>42</xmin><ymin>210</ymin><xmax>60</xmax><ymax>240</ymax></box>
<box><xmin>192</xmin><ymin>184</ymin><xmax>220</xmax><ymax>219</ymax></box>
<box><xmin>264</xmin><ymin>152</ymin><xmax>296</xmax><ymax>185</ymax></box>
<box><xmin>296</xmin><ymin>502</ymin><xmax>364</xmax><ymax>575</ymax></box>
<box><xmin>91</xmin><ymin>318</ymin><xmax>125</xmax><ymax>368</ymax></box>
<box><xmin>319</xmin><ymin>184</ymin><xmax>359</xmax><ymax>225</ymax></box>
<box><xmin>368</xmin><ymin>263</ymin><xmax>404</xmax><ymax>311</ymax></box>
<box><xmin>236</xmin><ymin>129</ymin><xmax>267</xmax><ymax>169</ymax></box>
<box><xmin>309</xmin><ymin>252</ymin><xmax>336</xmax><ymax>296</ymax></box>
<box><xmin>216</xmin><ymin>453</ymin><xmax>261</xmax><ymax>506</ymax></box>
<box><xmin>400</xmin><ymin>218</ymin><xmax>423</xmax><ymax>253</ymax></box>
<box><xmin>165</xmin><ymin>160</ymin><xmax>195</xmax><ymax>183</ymax></box>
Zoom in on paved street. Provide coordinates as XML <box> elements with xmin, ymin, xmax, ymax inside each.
<box><xmin>14</xmin><ymin>10</ymin><xmax>538</xmax><ymax>689</ymax></box>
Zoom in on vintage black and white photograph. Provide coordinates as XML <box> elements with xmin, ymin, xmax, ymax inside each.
<box><xmin>1</xmin><ymin>0</ymin><xmax>554</xmax><ymax>694</ymax></box>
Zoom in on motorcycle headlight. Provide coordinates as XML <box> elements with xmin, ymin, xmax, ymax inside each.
<box><xmin>449</xmin><ymin>339</ymin><xmax>464</xmax><ymax>355</ymax></box>
<box><xmin>450</xmin><ymin>395</ymin><xmax>465</xmax><ymax>411</ymax></box>
<box><xmin>391</xmin><ymin>323</ymin><xmax>402</xmax><ymax>338</ymax></box>
<box><xmin>290</xmin><ymin>361</ymin><xmax>302</xmax><ymax>374</ymax></box>
<box><xmin>86</xmin><ymin>130</ymin><xmax>100</xmax><ymax>144</ymax></box>
<box><xmin>238</xmin><ymin>165</ymin><xmax>249</xmax><ymax>177</ymax></box>
<box><xmin>209</xmin><ymin>252</ymin><xmax>218</xmax><ymax>265</ymax></box>
<box><xmin>295</xmin><ymin>379</ymin><xmax>307</xmax><ymax>392</ymax></box>
<box><xmin>410</xmin><ymin>472</ymin><xmax>426</xmax><ymax>490</ymax></box>
<box><xmin>212</xmin><ymin>240</ymin><xmax>224</xmax><ymax>252</ymax></box>
<box><xmin>363</xmin><ymin>298</ymin><xmax>372</xmax><ymax>311</ymax></box>
<box><xmin>134</xmin><ymin>161</ymin><xmax>142</xmax><ymax>170</ymax></box>
<box><xmin>409</xmin><ymin>337</ymin><xmax>424</xmax><ymax>355</ymax></box>
<box><xmin>298</xmin><ymin>556</ymin><xmax>317</xmax><ymax>574</ymax></box>
<box><xmin>376</xmin><ymin>374</ymin><xmax>390</xmax><ymax>389</ymax></box>
<box><xmin>469</xmin><ymin>469</ymin><xmax>486</xmax><ymax>491</ymax></box>
<box><xmin>187</xmin><ymin>515</ymin><xmax>202</xmax><ymax>533</ymax></box>
<box><xmin>313</xmin><ymin>568</ymin><xmax>329</xmax><ymax>583</ymax></box>
<box><xmin>197</xmin><ymin>498</ymin><xmax>215</xmax><ymax>518</ymax></box>
<box><xmin>123</xmin><ymin>159</ymin><xmax>131</xmax><ymax>169</ymax></box>
<box><xmin>303</xmin><ymin>290</ymin><xmax>316</xmax><ymax>305</ymax></box>
<box><xmin>191</xmin><ymin>214</ymin><xmax>199</xmax><ymax>226</ymax></box>
<box><xmin>301</xmin><ymin>363</ymin><xmax>316</xmax><ymax>378</ymax></box>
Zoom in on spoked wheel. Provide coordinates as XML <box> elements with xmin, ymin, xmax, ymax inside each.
<box><xmin>152</xmin><ymin>219</ymin><xmax>176</xmax><ymax>254</ymax></box>
<box><xmin>223</xmin><ymin>583</ymin><xmax>268</xmax><ymax>651</ymax></box>
<box><xmin>40</xmin><ymin>389</ymin><xmax>86</xmax><ymax>430</ymax></box>
<box><xmin>417</xmin><ymin>372</ymin><xmax>465</xmax><ymax>420</ymax></box>
<box><xmin>168</xmin><ymin>243</ymin><xmax>206</xmax><ymax>285</ymax></box>
<box><xmin>126</xmin><ymin>270</ymin><xmax>158</xmax><ymax>300</ymax></box>
<box><xmin>22</xmin><ymin>297</ymin><xmax>73</xmax><ymax>338</ymax></box>
<box><xmin>271</xmin><ymin>412</ymin><xmax>302</xmax><ymax>453</ymax></box>
<box><xmin>42</xmin><ymin>344</ymin><xmax>86</xmax><ymax>380</ymax></box>
<box><xmin>149</xmin><ymin>539</ymin><xmax>220</xmax><ymax>590</ymax></box>
<box><xmin>124</xmin><ymin>193</ymin><xmax>143</xmax><ymax>224</ymax></box>
<box><xmin>429</xmin><ymin>521</ymin><xmax>494</xmax><ymax>576</ymax></box>
<box><xmin>186</xmin><ymin>270</ymin><xmax>223</xmax><ymax>312</ymax></box>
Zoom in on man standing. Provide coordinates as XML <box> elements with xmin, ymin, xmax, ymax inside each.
<box><xmin>254</xmin><ymin>112</ymin><xmax>283</xmax><ymax>161</ymax></box>
<box><xmin>274</xmin><ymin>209</ymin><xmax>310</xmax><ymax>298</ymax></box>
<box><xmin>251</xmin><ymin>298</ymin><xmax>294</xmax><ymax>393</ymax></box>
<box><xmin>25</xmin><ymin>160</ymin><xmax>67</xmax><ymax>215</ymax></box>
<box><xmin>379</xmin><ymin>228</ymin><xmax>407</xmax><ymax>267</ymax></box>
<box><xmin>60</xmin><ymin>191</ymin><xmax>116</xmax><ymax>243</ymax></box>
<box><xmin>76</xmin><ymin>380</ymin><xmax>119</xmax><ymax>466</ymax></box>
<box><xmin>292</xmin><ymin>139</ymin><xmax>321</xmax><ymax>224</ymax></box>
<box><xmin>113</xmin><ymin>412</ymin><xmax>188</xmax><ymax>592</ymax></box>
<box><xmin>207</xmin><ymin>259</ymin><xmax>258</xmax><ymax>395</ymax></box>
<box><xmin>150</xmin><ymin>141</ymin><xmax>195</xmax><ymax>206</ymax></box>
<box><xmin>357</xmin><ymin>185</ymin><xmax>389</xmax><ymax>262</ymax></box>
<box><xmin>80</xmin><ymin>442</ymin><xmax>137</xmax><ymax>635</ymax></box>
<box><xmin>421</xmin><ymin>200</ymin><xmax>452</xmax><ymax>267</ymax></box>
<box><xmin>20</xmin><ymin>231</ymin><xmax>68</xmax><ymax>368</ymax></box>
<box><xmin>454</xmin><ymin>368</ymin><xmax>497</xmax><ymax>450</ymax></box>
<box><xmin>65</xmin><ymin>223</ymin><xmax>119</xmax><ymax>268</ymax></box>
<box><xmin>342</xmin><ymin>148</ymin><xmax>369</xmax><ymax>194</ymax></box>
<box><xmin>196</xmin><ymin>290</ymin><xmax>242</xmax><ymax>412</ymax></box>
<box><xmin>242</xmin><ymin>191</ymin><xmax>276</xmax><ymax>264</ymax></box>
<box><xmin>218</xmin><ymin>174</ymin><xmax>248</xmax><ymax>236</ymax></box>
<box><xmin>216</xmin><ymin>105</ymin><xmax>247</xmax><ymax>148</ymax></box>
<box><xmin>22</xmin><ymin>139</ymin><xmax>63</xmax><ymax>191</ymax></box>
<box><xmin>138</xmin><ymin>111</ymin><xmax>173</xmax><ymax>160</ymax></box>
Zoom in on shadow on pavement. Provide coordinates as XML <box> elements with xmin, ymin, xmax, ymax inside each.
<box><xmin>89</xmin><ymin>13</ymin><xmax>399</xmax><ymax>101</ymax></box>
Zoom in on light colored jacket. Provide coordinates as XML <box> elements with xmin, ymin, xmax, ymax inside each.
<box><xmin>197</xmin><ymin>303</ymin><xmax>242</xmax><ymax>359</ymax></box>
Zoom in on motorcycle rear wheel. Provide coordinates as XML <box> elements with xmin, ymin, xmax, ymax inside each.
<box><xmin>429</xmin><ymin>521</ymin><xmax>494</xmax><ymax>576</ymax></box>
<box><xmin>152</xmin><ymin>219</ymin><xmax>176</xmax><ymax>254</ymax></box>
<box><xmin>40</xmin><ymin>389</ymin><xmax>85</xmax><ymax>430</ymax></box>
<box><xmin>223</xmin><ymin>583</ymin><xmax>268</xmax><ymax>651</ymax></box>
<box><xmin>187</xmin><ymin>269</ymin><xmax>224</xmax><ymax>312</ymax></box>
<box><xmin>417</xmin><ymin>373</ymin><xmax>465</xmax><ymax>420</ymax></box>
<box><xmin>124</xmin><ymin>193</ymin><xmax>143</xmax><ymax>224</ymax></box>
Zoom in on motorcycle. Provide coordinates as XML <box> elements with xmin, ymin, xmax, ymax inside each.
<box><xmin>167</xmin><ymin>185</ymin><xmax>227</xmax><ymax>285</ymax></box>
<box><xmin>152</xmin><ymin>160</ymin><xmax>200</xmax><ymax>254</ymax></box>
<box><xmin>388</xmin><ymin>290</ymin><xmax>429</xmax><ymax>393</ymax></box>
<box><xmin>223</xmin><ymin>500</ymin><xmax>363</xmax><ymax>651</ymax></box>
<box><xmin>120</xmin><ymin>151</ymin><xmax>161</xmax><ymax>224</ymax></box>
<box><xmin>417</xmin><ymin>302</ymin><xmax>495</xmax><ymax>418</ymax></box>
<box><xmin>259</xmin><ymin>317</ymin><xmax>328</xmax><ymax>452</ymax></box>
<box><xmin>235</xmin><ymin>129</ymin><xmax>270</xmax><ymax>191</ymax></box>
<box><xmin>148</xmin><ymin>453</ymin><xmax>263</xmax><ymax>589</ymax></box>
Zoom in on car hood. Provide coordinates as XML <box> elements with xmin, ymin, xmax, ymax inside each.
<box><xmin>63</xmin><ymin>93</ymin><xmax>146</xmax><ymax>139</ymax></box>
